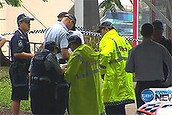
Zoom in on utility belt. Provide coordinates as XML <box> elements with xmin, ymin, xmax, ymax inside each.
<box><xmin>11</xmin><ymin>61</ymin><xmax>29</xmax><ymax>71</ymax></box>
<box><xmin>10</xmin><ymin>61</ymin><xmax>29</xmax><ymax>77</ymax></box>
<box><xmin>31</xmin><ymin>76</ymin><xmax>52</xmax><ymax>85</ymax></box>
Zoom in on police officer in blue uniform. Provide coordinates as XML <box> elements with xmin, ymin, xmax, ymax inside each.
<box><xmin>9</xmin><ymin>13</ymin><xmax>34</xmax><ymax>115</ymax></box>
<box><xmin>29</xmin><ymin>41</ymin><xmax>65</xmax><ymax>114</ymax></box>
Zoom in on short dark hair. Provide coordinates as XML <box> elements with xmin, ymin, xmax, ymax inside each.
<box><xmin>152</xmin><ymin>20</ymin><xmax>164</xmax><ymax>30</ymax></box>
<box><xmin>141</xmin><ymin>23</ymin><xmax>153</xmax><ymax>37</ymax></box>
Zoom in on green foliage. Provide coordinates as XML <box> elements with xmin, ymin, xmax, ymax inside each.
<box><xmin>0</xmin><ymin>67</ymin><xmax>31</xmax><ymax>113</ymax></box>
<box><xmin>4</xmin><ymin>0</ymin><xmax>22</xmax><ymax>7</ymax></box>
<box><xmin>0</xmin><ymin>2</ymin><xmax>2</xmax><ymax>8</ymax></box>
<box><xmin>99</xmin><ymin>0</ymin><xmax>125</xmax><ymax>11</ymax></box>
<box><xmin>84</xmin><ymin>35</ymin><xmax>101</xmax><ymax>51</ymax></box>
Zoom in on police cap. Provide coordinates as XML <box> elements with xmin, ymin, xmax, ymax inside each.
<box><xmin>45</xmin><ymin>41</ymin><xmax>58</xmax><ymax>49</ymax></box>
<box><xmin>63</xmin><ymin>14</ymin><xmax>76</xmax><ymax>24</ymax></box>
<box><xmin>68</xmin><ymin>35</ymin><xmax>82</xmax><ymax>45</ymax></box>
<box><xmin>97</xmin><ymin>21</ymin><xmax>114</xmax><ymax>33</ymax></box>
<box><xmin>17</xmin><ymin>13</ymin><xmax>34</xmax><ymax>23</ymax></box>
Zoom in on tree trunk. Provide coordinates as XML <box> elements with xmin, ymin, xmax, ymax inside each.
<box><xmin>84</xmin><ymin>0</ymin><xmax>100</xmax><ymax>30</ymax></box>
<box><xmin>0</xmin><ymin>49</ymin><xmax>11</xmax><ymax>66</ymax></box>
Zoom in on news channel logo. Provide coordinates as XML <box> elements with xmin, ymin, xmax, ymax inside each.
<box><xmin>141</xmin><ymin>88</ymin><xmax>172</xmax><ymax>102</ymax></box>
<box><xmin>141</xmin><ymin>89</ymin><xmax>154</xmax><ymax>102</ymax></box>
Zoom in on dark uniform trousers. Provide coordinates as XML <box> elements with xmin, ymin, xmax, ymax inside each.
<box><xmin>30</xmin><ymin>79</ymin><xmax>57</xmax><ymax>114</ymax></box>
<box><xmin>54</xmin><ymin>74</ymin><xmax>69</xmax><ymax>114</ymax></box>
<box><xmin>55</xmin><ymin>59</ymin><xmax>69</xmax><ymax>114</ymax></box>
<box><xmin>30</xmin><ymin>76</ymin><xmax>69</xmax><ymax>114</ymax></box>
<box><xmin>105</xmin><ymin>104</ymin><xmax>126</xmax><ymax>115</ymax></box>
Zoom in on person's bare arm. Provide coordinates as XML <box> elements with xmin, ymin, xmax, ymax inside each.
<box><xmin>0</xmin><ymin>38</ymin><xmax>6</xmax><ymax>48</ymax></box>
<box><xmin>14</xmin><ymin>52</ymin><xmax>34</xmax><ymax>59</ymax></box>
<box><xmin>61</xmin><ymin>48</ymin><xmax>71</xmax><ymax>59</ymax></box>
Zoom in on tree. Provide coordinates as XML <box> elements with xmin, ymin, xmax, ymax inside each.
<box><xmin>99</xmin><ymin>0</ymin><xmax>133</xmax><ymax>18</ymax></box>
<box><xmin>0</xmin><ymin>0</ymin><xmax>48</xmax><ymax>66</ymax></box>
<box><xmin>0</xmin><ymin>0</ymin><xmax>128</xmax><ymax>66</ymax></box>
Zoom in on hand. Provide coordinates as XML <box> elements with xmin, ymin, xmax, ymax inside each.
<box><xmin>60</xmin><ymin>64</ymin><xmax>67</xmax><ymax>70</ymax></box>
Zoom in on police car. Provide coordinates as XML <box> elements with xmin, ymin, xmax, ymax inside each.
<box><xmin>136</xmin><ymin>87</ymin><xmax>172</xmax><ymax>115</ymax></box>
<box><xmin>136</xmin><ymin>101</ymin><xmax>172</xmax><ymax>115</ymax></box>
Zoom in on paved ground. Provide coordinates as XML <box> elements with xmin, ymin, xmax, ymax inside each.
<box><xmin>126</xmin><ymin>102</ymin><xmax>137</xmax><ymax>115</ymax></box>
<box><xmin>0</xmin><ymin>105</ymin><xmax>137</xmax><ymax>115</ymax></box>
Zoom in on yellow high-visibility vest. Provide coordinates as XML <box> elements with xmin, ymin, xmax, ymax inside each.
<box><xmin>65</xmin><ymin>44</ymin><xmax>104</xmax><ymax>114</ymax></box>
<box><xmin>99</xmin><ymin>29</ymin><xmax>135</xmax><ymax>105</ymax></box>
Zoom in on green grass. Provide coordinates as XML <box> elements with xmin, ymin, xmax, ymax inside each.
<box><xmin>0</xmin><ymin>66</ymin><xmax>31</xmax><ymax>113</ymax></box>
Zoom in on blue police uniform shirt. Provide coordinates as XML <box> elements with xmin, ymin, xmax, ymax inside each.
<box><xmin>44</xmin><ymin>22</ymin><xmax>69</xmax><ymax>59</ymax></box>
<box><xmin>10</xmin><ymin>28</ymin><xmax>31</xmax><ymax>63</ymax></box>
<box><xmin>10</xmin><ymin>28</ymin><xmax>31</xmax><ymax>86</ymax></box>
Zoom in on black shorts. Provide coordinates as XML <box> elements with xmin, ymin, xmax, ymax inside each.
<box><xmin>11</xmin><ymin>85</ymin><xmax>29</xmax><ymax>100</ymax></box>
<box><xmin>9</xmin><ymin>66</ymin><xmax>29</xmax><ymax>100</ymax></box>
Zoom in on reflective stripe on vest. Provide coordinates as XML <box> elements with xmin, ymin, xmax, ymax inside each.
<box><xmin>74</xmin><ymin>54</ymin><xmax>100</xmax><ymax>78</ymax></box>
<box><xmin>109</xmin><ymin>38</ymin><xmax>128</xmax><ymax>64</ymax></box>
<box><xmin>76</xmin><ymin>69</ymin><xmax>100</xmax><ymax>78</ymax></box>
<box><xmin>74</xmin><ymin>54</ymin><xmax>98</xmax><ymax>66</ymax></box>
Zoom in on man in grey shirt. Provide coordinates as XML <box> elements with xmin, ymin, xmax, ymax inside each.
<box><xmin>125</xmin><ymin>23</ymin><xmax>172</xmax><ymax>108</ymax></box>
<box><xmin>44</xmin><ymin>13</ymin><xmax>76</xmax><ymax>114</ymax></box>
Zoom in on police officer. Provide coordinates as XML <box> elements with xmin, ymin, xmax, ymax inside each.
<box><xmin>9</xmin><ymin>13</ymin><xmax>34</xmax><ymax>115</ymax></box>
<box><xmin>29</xmin><ymin>41</ymin><xmax>64</xmax><ymax>114</ymax></box>
<box><xmin>64</xmin><ymin>35</ymin><xmax>104</xmax><ymax>114</ymax></box>
<box><xmin>44</xmin><ymin>13</ymin><xmax>76</xmax><ymax>114</ymax></box>
<box><xmin>57</xmin><ymin>12</ymin><xmax>85</xmax><ymax>44</ymax></box>
<box><xmin>97</xmin><ymin>21</ymin><xmax>135</xmax><ymax>115</ymax></box>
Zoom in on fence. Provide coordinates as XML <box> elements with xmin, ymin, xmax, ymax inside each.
<box><xmin>5</xmin><ymin>40</ymin><xmax>43</xmax><ymax>60</ymax></box>
<box><xmin>1</xmin><ymin>28</ymin><xmax>141</xmax><ymax>60</ymax></box>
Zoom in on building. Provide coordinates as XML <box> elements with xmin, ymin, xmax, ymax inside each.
<box><xmin>0</xmin><ymin>0</ymin><xmax>73</xmax><ymax>56</ymax></box>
